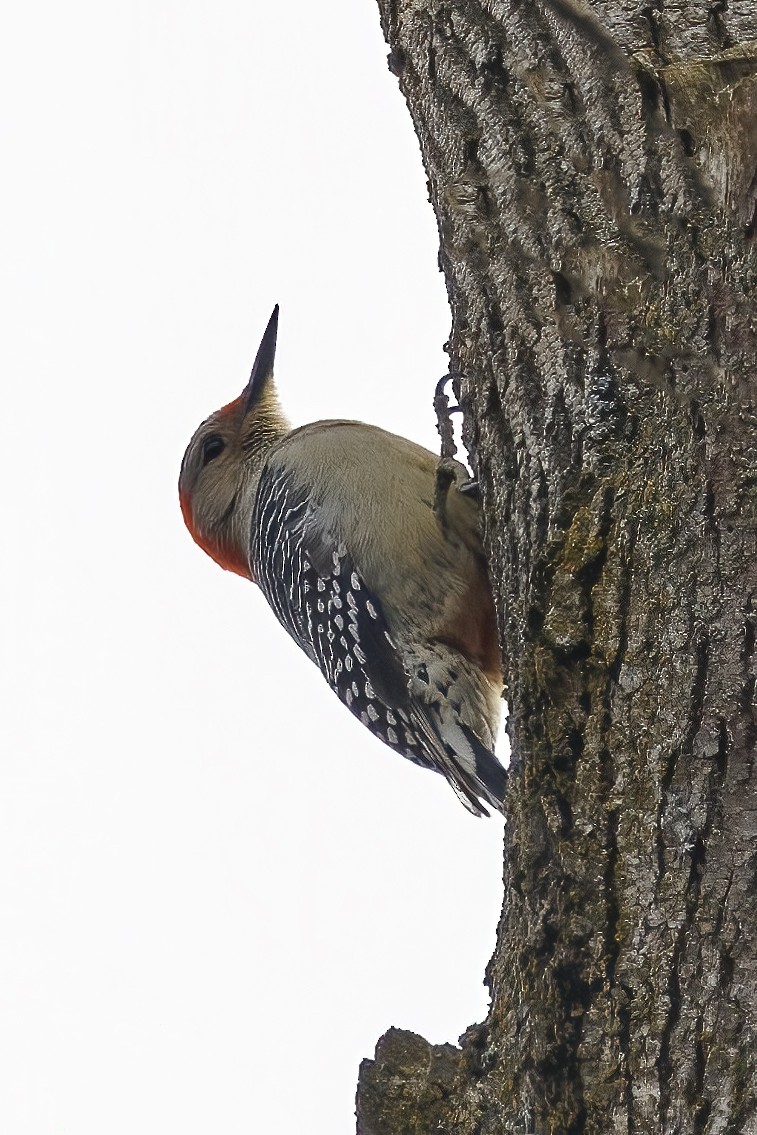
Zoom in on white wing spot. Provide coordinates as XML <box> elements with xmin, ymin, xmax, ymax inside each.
<box><xmin>366</xmin><ymin>601</ymin><xmax>378</xmax><ymax>620</ymax></box>
<box><xmin>387</xmin><ymin>727</ymin><xmax>398</xmax><ymax>745</ymax></box>
<box><xmin>350</xmin><ymin>573</ymin><xmax>360</xmax><ymax>590</ymax></box>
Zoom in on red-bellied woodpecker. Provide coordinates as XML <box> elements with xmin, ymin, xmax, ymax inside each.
<box><xmin>179</xmin><ymin>307</ymin><xmax>506</xmax><ymax>816</ymax></box>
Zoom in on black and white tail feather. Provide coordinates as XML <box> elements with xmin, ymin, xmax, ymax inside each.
<box><xmin>252</xmin><ymin>465</ymin><xmax>506</xmax><ymax>817</ymax></box>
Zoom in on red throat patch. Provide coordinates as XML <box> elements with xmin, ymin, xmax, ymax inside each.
<box><xmin>179</xmin><ymin>489</ymin><xmax>253</xmax><ymax>580</ymax></box>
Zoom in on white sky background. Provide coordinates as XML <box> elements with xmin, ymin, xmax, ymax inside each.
<box><xmin>1</xmin><ymin>4</ymin><xmax>507</xmax><ymax>1132</ymax></box>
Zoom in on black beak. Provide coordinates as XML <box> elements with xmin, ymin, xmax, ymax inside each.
<box><xmin>242</xmin><ymin>305</ymin><xmax>279</xmax><ymax>414</ymax></box>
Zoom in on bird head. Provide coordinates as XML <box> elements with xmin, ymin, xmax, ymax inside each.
<box><xmin>179</xmin><ymin>306</ymin><xmax>289</xmax><ymax>580</ymax></box>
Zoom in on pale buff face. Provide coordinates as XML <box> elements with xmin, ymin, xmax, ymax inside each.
<box><xmin>179</xmin><ymin>369</ymin><xmax>290</xmax><ymax>581</ymax></box>
<box><xmin>179</xmin><ymin>397</ymin><xmax>253</xmax><ymax>578</ymax></box>
<box><xmin>179</xmin><ymin>307</ymin><xmax>290</xmax><ymax>579</ymax></box>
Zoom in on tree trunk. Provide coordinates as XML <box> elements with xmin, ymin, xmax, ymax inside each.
<box><xmin>356</xmin><ymin>3</ymin><xmax>757</xmax><ymax>1133</ymax></box>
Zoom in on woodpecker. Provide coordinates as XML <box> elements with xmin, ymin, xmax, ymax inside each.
<box><xmin>179</xmin><ymin>307</ymin><xmax>506</xmax><ymax>816</ymax></box>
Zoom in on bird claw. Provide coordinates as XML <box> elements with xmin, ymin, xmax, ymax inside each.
<box><xmin>434</xmin><ymin>372</ymin><xmax>456</xmax><ymax>400</ymax></box>
<box><xmin>434</xmin><ymin>372</ymin><xmax>464</xmax><ymax>463</ymax></box>
<box><xmin>458</xmin><ymin>478</ymin><xmax>480</xmax><ymax>500</ymax></box>
<box><xmin>434</xmin><ymin>373</ymin><xmax>462</xmax><ymax>415</ymax></box>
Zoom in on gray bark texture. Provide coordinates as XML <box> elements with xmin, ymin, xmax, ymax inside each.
<box><xmin>356</xmin><ymin>2</ymin><xmax>757</xmax><ymax>1133</ymax></box>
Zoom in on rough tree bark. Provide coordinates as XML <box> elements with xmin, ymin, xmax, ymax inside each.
<box><xmin>356</xmin><ymin>3</ymin><xmax>757</xmax><ymax>1133</ymax></box>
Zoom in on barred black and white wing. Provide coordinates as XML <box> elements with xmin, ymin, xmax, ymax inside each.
<box><xmin>251</xmin><ymin>464</ymin><xmax>505</xmax><ymax>816</ymax></box>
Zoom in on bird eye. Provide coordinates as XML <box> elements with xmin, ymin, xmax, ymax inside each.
<box><xmin>202</xmin><ymin>436</ymin><xmax>225</xmax><ymax>465</ymax></box>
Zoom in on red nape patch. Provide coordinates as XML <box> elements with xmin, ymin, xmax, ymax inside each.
<box><xmin>179</xmin><ymin>489</ymin><xmax>253</xmax><ymax>581</ymax></box>
<box><xmin>218</xmin><ymin>394</ymin><xmax>244</xmax><ymax>420</ymax></box>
